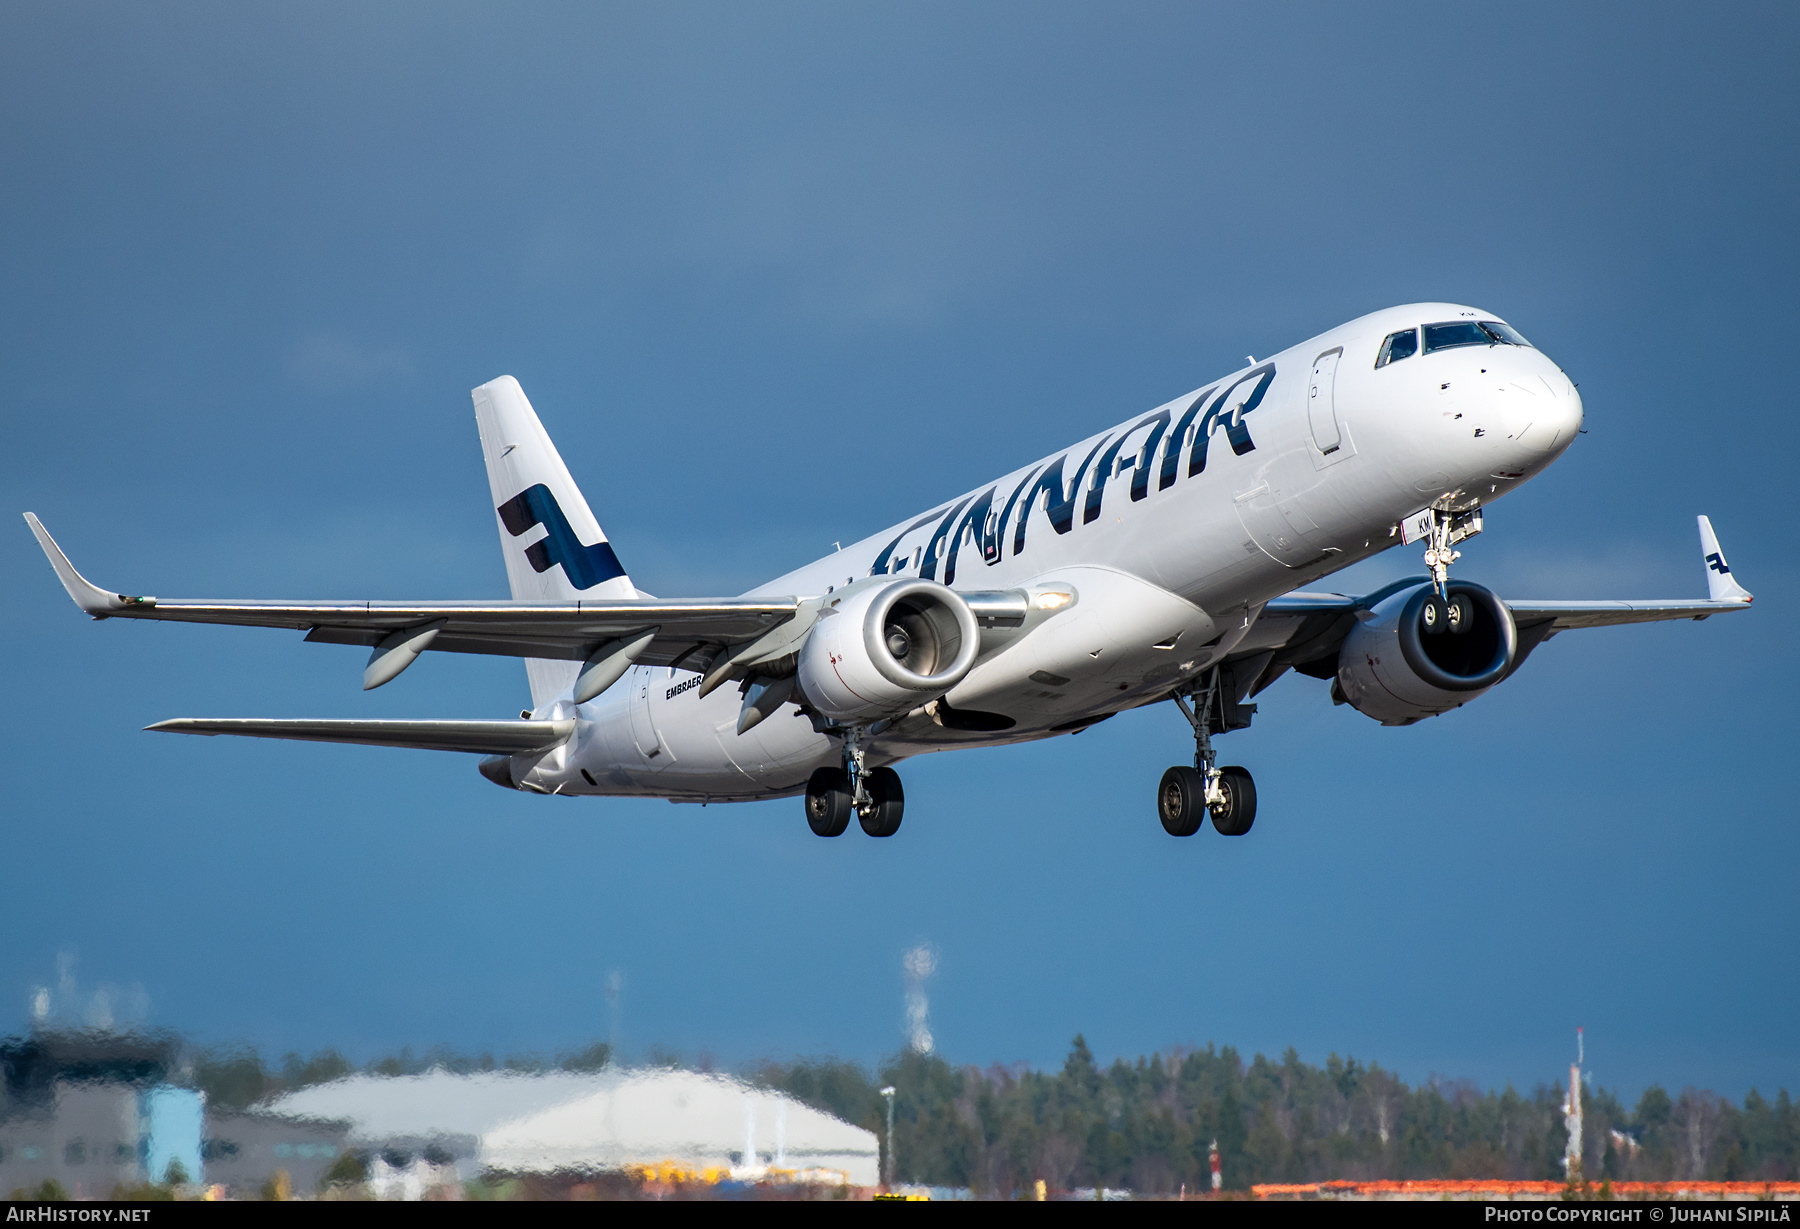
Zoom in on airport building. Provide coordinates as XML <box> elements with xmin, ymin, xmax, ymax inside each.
<box><xmin>3</xmin><ymin>1031</ymin><xmax>876</xmax><ymax>1197</ymax></box>
<box><xmin>267</xmin><ymin>1067</ymin><xmax>880</xmax><ymax>1193</ymax></box>
<box><xmin>0</xmin><ymin>1031</ymin><xmax>350</xmax><ymax>1198</ymax></box>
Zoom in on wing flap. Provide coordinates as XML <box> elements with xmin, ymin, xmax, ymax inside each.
<box><xmin>146</xmin><ymin>717</ymin><xmax>574</xmax><ymax>755</ymax></box>
<box><xmin>298</xmin><ymin>624</ymin><xmax>731</xmax><ymax>665</ymax></box>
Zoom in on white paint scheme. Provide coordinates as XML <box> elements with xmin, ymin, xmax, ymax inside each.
<box><xmin>26</xmin><ymin>303</ymin><xmax>1752</xmax><ymax>816</ymax></box>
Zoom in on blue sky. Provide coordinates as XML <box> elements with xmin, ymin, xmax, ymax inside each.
<box><xmin>3</xmin><ymin>2</ymin><xmax>1795</xmax><ymax>1101</ymax></box>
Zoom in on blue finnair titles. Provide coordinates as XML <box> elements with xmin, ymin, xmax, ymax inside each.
<box><xmin>871</xmin><ymin>360</ymin><xmax>1279</xmax><ymax>586</ymax></box>
<box><xmin>497</xmin><ymin>483</ymin><xmax>628</xmax><ymax>590</ymax></box>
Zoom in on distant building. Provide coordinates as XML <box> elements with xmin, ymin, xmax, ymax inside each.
<box><xmin>199</xmin><ymin>1108</ymin><xmax>351</xmax><ymax>1195</ymax></box>
<box><xmin>0</xmin><ymin>1033</ymin><xmax>203</xmax><ymax>1196</ymax></box>
<box><xmin>268</xmin><ymin>1067</ymin><xmax>879</xmax><ymax>1192</ymax></box>
<box><xmin>0</xmin><ymin>1031</ymin><xmax>349</xmax><ymax>1197</ymax></box>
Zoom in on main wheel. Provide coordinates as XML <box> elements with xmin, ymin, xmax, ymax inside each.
<box><xmin>1210</xmin><ymin>766</ymin><xmax>1257</xmax><ymax>836</ymax></box>
<box><xmin>1157</xmin><ymin>766</ymin><xmax>1207</xmax><ymax>836</ymax></box>
<box><xmin>859</xmin><ymin>766</ymin><xmax>905</xmax><ymax>837</ymax></box>
<box><xmin>805</xmin><ymin>767</ymin><xmax>852</xmax><ymax>837</ymax></box>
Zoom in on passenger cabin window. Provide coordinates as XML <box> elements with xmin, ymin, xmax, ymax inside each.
<box><xmin>1375</xmin><ymin>328</ymin><xmax>1419</xmax><ymax>367</ymax></box>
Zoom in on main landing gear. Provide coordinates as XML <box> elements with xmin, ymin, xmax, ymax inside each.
<box><xmin>1159</xmin><ymin>668</ymin><xmax>1256</xmax><ymax>837</ymax></box>
<box><xmin>805</xmin><ymin>726</ymin><xmax>904</xmax><ymax>838</ymax></box>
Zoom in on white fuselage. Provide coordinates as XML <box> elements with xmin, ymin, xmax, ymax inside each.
<box><xmin>514</xmin><ymin>303</ymin><xmax>1583</xmax><ymax>801</ymax></box>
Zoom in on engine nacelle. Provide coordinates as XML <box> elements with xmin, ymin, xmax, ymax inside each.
<box><xmin>796</xmin><ymin>579</ymin><xmax>981</xmax><ymax>723</ymax></box>
<box><xmin>1335</xmin><ymin>580</ymin><xmax>1517</xmax><ymax>725</ymax></box>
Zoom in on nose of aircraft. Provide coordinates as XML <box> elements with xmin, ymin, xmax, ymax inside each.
<box><xmin>1459</xmin><ymin>346</ymin><xmax>1583</xmax><ymax>482</ymax></box>
<box><xmin>1509</xmin><ymin>353</ymin><xmax>1583</xmax><ymax>463</ymax></box>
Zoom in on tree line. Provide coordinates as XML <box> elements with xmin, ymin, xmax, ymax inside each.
<box><xmin>756</xmin><ymin>1039</ymin><xmax>1799</xmax><ymax>1194</ymax></box>
<box><xmin>184</xmin><ymin>1035</ymin><xmax>1796</xmax><ymax>1194</ymax></box>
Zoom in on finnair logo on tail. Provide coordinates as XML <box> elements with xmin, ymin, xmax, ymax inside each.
<box><xmin>1705</xmin><ymin>551</ymin><xmax>1731</xmax><ymax>575</ymax></box>
<box><xmin>498</xmin><ymin>484</ymin><xmax>627</xmax><ymax>590</ymax></box>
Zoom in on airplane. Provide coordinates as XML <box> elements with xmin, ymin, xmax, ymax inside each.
<box><xmin>25</xmin><ymin>303</ymin><xmax>1752</xmax><ymax>839</ymax></box>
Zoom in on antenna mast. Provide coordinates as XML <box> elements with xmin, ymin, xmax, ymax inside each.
<box><xmin>1563</xmin><ymin>1026</ymin><xmax>1584</xmax><ymax>1181</ymax></box>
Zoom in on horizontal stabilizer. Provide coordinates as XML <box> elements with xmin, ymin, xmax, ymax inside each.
<box><xmin>146</xmin><ymin>717</ymin><xmax>574</xmax><ymax>755</ymax></box>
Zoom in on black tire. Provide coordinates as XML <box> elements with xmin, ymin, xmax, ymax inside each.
<box><xmin>859</xmin><ymin>767</ymin><xmax>905</xmax><ymax>837</ymax></box>
<box><xmin>1210</xmin><ymin>766</ymin><xmax>1257</xmax><ymax>836</ymax></box>
<box><xmin>1420</xmin><ymin>595</ymin><xmax>1450</xmax><ymax>635</ymax></box>
<box><xmin>1446</xmin><ymin>592</ymin><xmax>1476</xmax><ymax>635</ymax></box>
<box><xmin>805</xmin><ymin>767</ymin><xmax>852</xmax><ymax>837</ymax></box>
<box><xmin>1158</xmin><ymin>766</ymin><xmax>1207</xmax><ymax>836</ymax></box>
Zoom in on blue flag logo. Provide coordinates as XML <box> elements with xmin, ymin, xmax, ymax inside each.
<box><xmin>497</xmin><ymin>484</ymin><xmax>627</xmax><ymax>590</ymax></box>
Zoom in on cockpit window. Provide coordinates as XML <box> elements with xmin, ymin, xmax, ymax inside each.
<box><xmin>1422</xmin><ymin>320</ymin><xmax>1535</xmax><ymax>354</ymax></box>
<box><xmin>1422</xmin><ymin>322</ymin><xmax>1494</xmax><ymax>353</ymax></box>
<box><xmin>1480</xmin><ymin>320</ymin><xmax>1531</xmax><ymax>347</ymax></box>
<box><xmin>1375</xmin><ymin>328</ymin><xmax>1419</xmax><ymax>368</ymax></box>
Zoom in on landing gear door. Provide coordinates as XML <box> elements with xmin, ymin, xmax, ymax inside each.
<box><xmin>1307</xmin><ymin>348</ymin><xmax>1353</xmax><ymax>466</ymax></box>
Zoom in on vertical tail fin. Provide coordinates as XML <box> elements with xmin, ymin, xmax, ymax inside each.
<box><xmin>472</xmin><ymin>376</ymin><xmax>638</xmax><ymax>706</ymax></box>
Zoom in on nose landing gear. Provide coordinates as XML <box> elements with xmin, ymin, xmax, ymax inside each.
<box><xmin>804</xmin><ymin>725</ymin><xmax>905</xmax><ymax>838</ymax></box>
<box><xmin>1417</xmin><ymin>505</ymin><xmax>1484</xmax><ymax>601</ymax></box>
<box><xmin>1160</xmin><ymin>668</ymin><xmax>1257</xmax><ymax>837</ymax></box>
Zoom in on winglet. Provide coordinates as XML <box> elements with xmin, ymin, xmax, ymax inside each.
<box><xmin>1698</xmin><ymin>515</ymin><xmax>1752</xmax><ymax>604</ymax></box>
<box><xmin>22</xmin><ymin>513</ymin><xmax>153</xmax><ymax>616</ymax></box>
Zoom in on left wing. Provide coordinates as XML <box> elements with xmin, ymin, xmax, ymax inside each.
<box><xmin>1229</xmin><ymin>515</ymin><xmax>1751</xmax><ymax>694</ymax></box>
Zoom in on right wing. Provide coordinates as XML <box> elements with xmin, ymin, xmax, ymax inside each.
<box><xmin>145</xmin><ymin>718</ymin><xmax>574</xmax><ymax>755</ymax></box>
<box><xmin>26</xmin><ymin>512</ymin><xmax>796</xmax><ymax>675</ymax></box>
<box><xmin>27</xmin><ymin>513</ymin><xmax>1030</xmax><ymax>697</ymax></box>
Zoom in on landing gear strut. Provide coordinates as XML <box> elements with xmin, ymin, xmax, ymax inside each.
<box><xmin>1416</xmin><ymin>506</ymin><xmax>1484</xmax><ymax>636</ymax></box>
<box><xmin>1160</xmin><ymin>668</ymin><xmax>1256</xmax><ymax>837</ymax></box>
<box><xmin>804</xmin><ymin>725</ymin><xmax>905</xmax><ymax>838</ymax></box>
<box><xmin>1419</xmin><ymin>506</ymin><xmax>1483</xmax><ymax>598</ymax></box>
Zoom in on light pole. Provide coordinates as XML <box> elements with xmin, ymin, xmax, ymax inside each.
<box><xmin>880</xmin><ymin>1086</ymin><xmax>896</xmax><ymax>1189</ymax></box>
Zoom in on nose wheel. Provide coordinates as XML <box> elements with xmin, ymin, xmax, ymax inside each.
<box><xmin>1161</xmin><ymin>669</ymin><xmax>1257</xmax><ymax>837</ymax></box>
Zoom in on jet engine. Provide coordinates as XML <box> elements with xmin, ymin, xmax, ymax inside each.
<box><xmin>1335</xmin><ymin>580</ymin><xmax>1516</xmax><ymax>725</ymax></box>
<box><xmin>796</xmin><ymin>579</ymin><xmax>981</xmax><ymax>723</ymax></box>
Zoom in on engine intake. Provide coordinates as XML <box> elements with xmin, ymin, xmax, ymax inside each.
<box><xmin>1395</xmin><ymin>582</ymin><xmax>1514</xmax><ymax>692</ymax></box>
<box><xmin>796</xmin><ymin>579</ymin><xmax>981</xmax><ymax>723</ymax></box>
<box><xmin>1336</xmin><ymin>580</ymin><xmax>1516</xmax><ymax>725</ymax></box>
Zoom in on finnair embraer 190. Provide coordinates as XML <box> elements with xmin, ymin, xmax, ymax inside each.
<box><xmin>27</xmin><ymin>304</ymin><xmax>1752</xmax><ymax>839</ymax></box>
